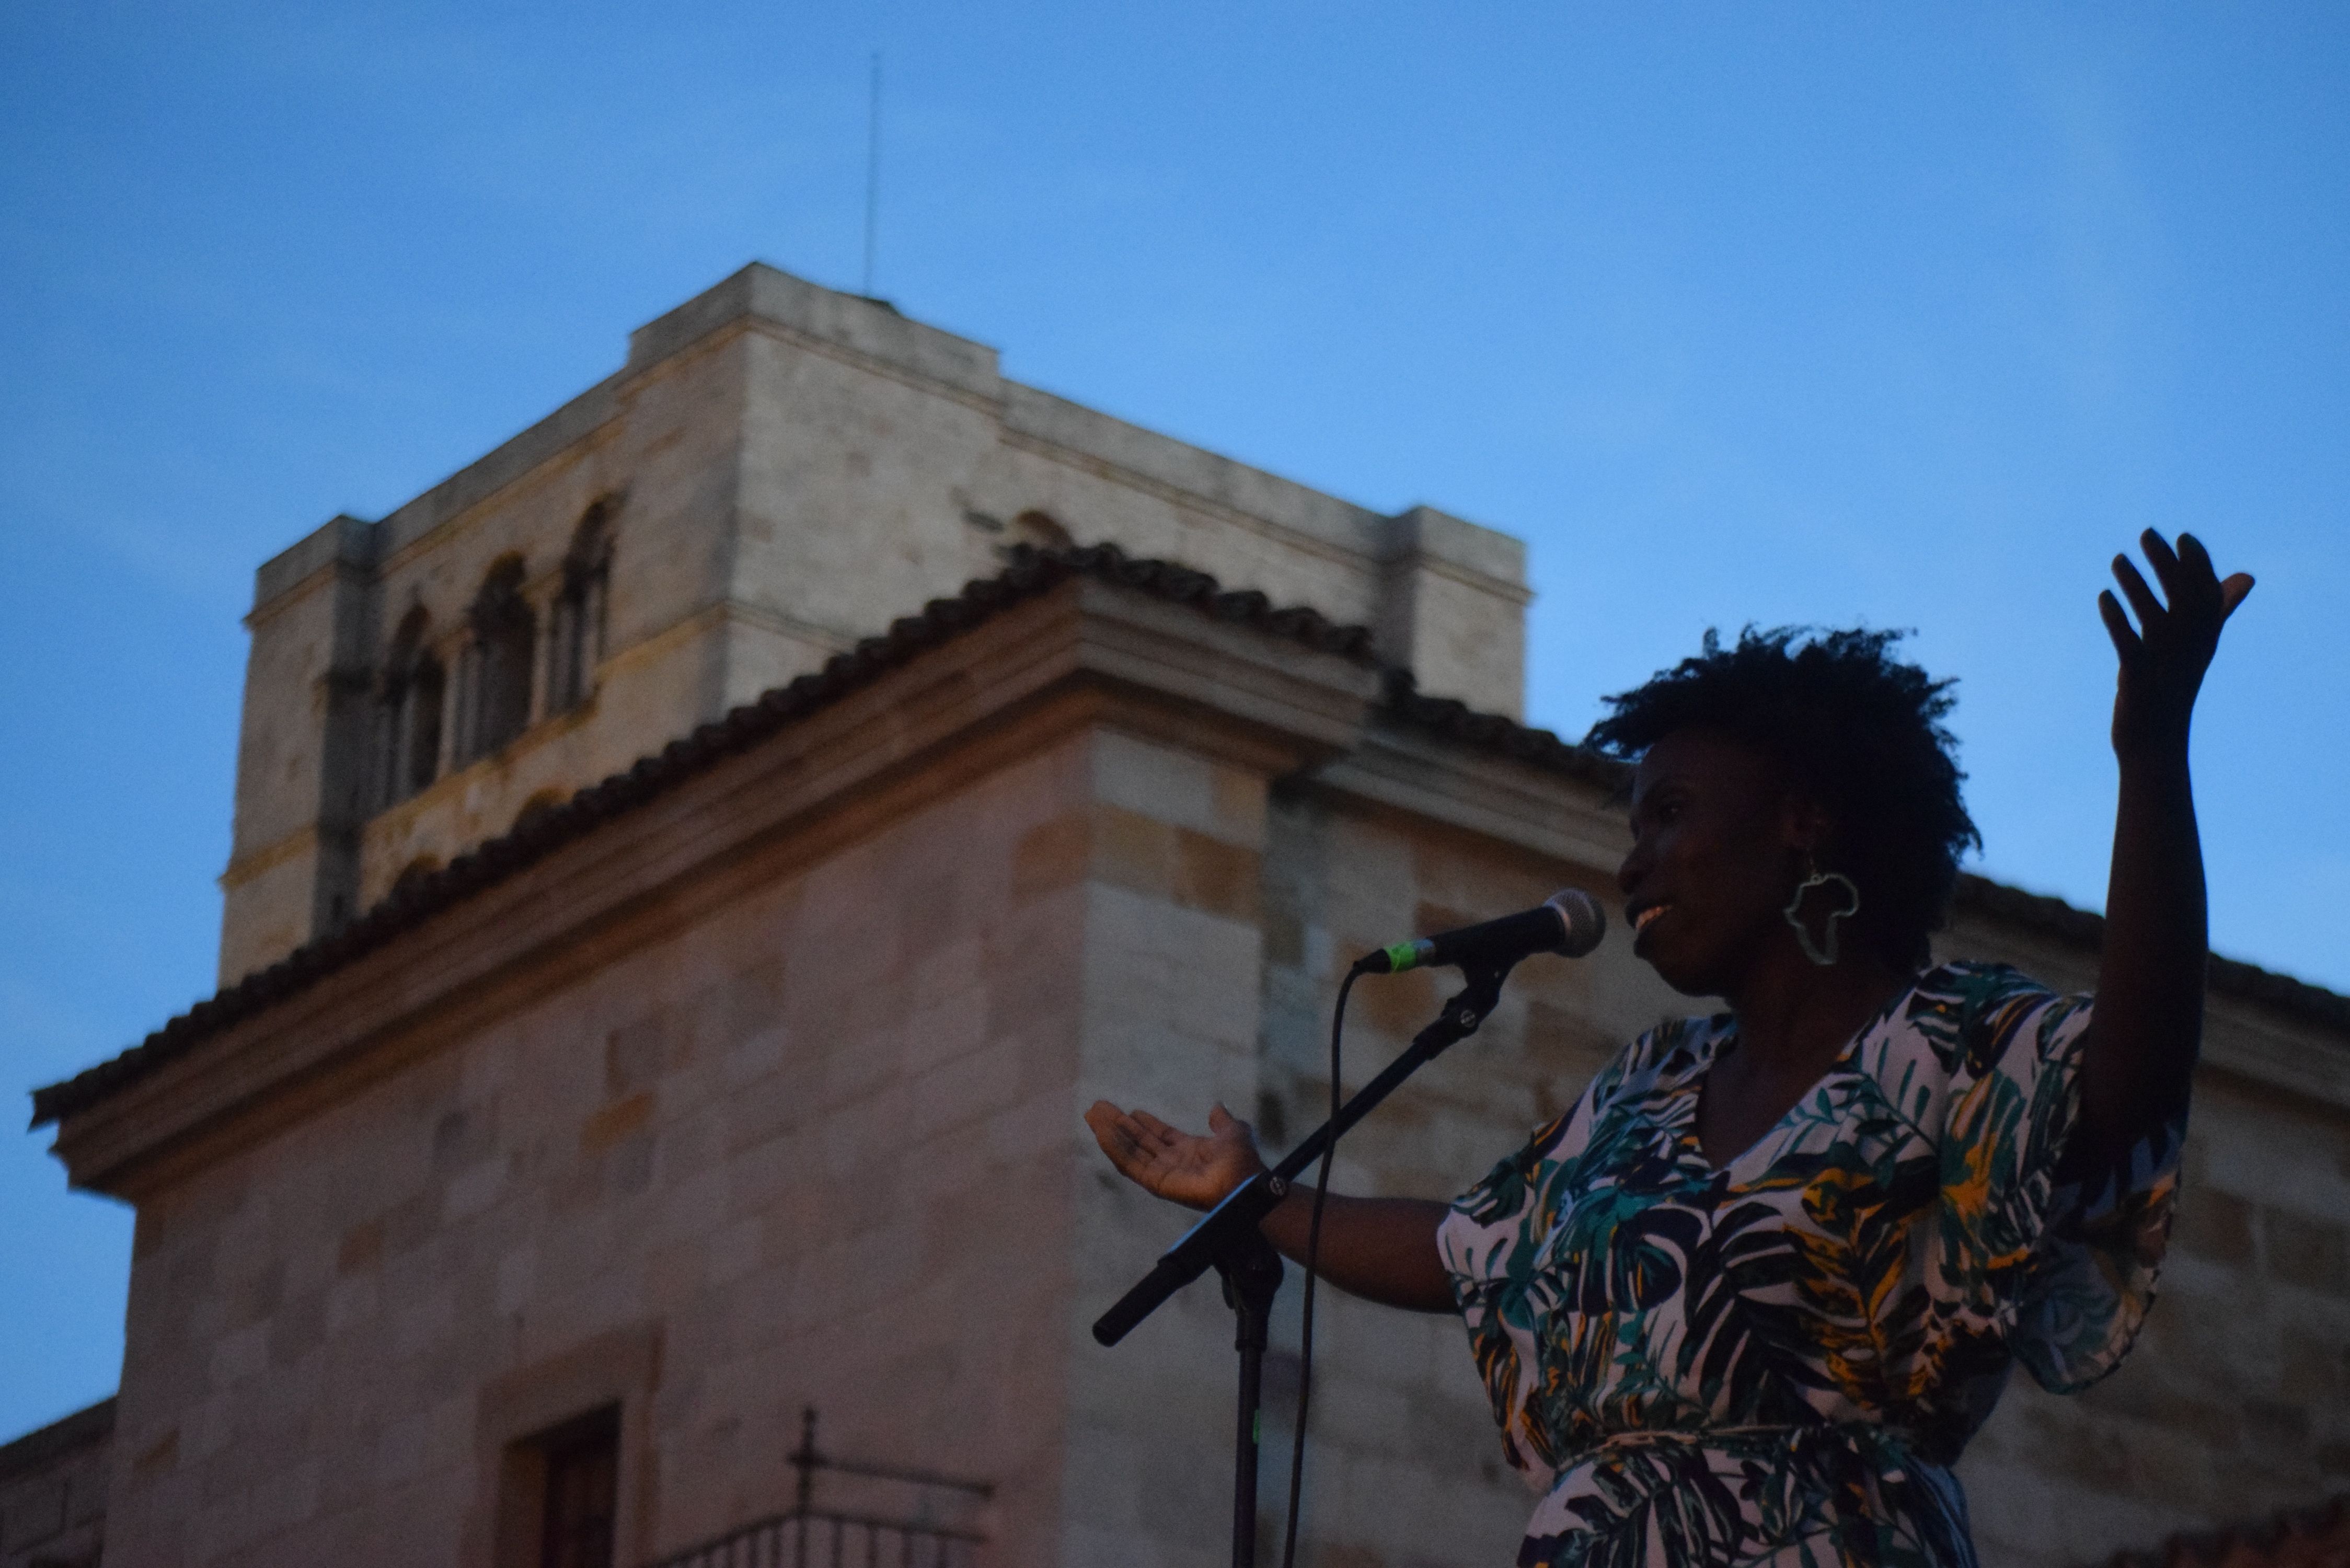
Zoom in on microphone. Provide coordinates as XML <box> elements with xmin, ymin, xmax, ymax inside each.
<box><xmin>1351</xmin><ymin>889</ymin><xmax>1607</xmax><ymax>975</ymax></box>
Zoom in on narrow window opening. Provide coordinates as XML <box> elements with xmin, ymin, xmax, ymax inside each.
<box><xmin>549</xmin><ymin>501</ymin><xmax>614</xmax><ymax>714</ymax></box>
<box><xmin>460</xmin><ymin>556</ymin><xmax>536</xmax><ymax>763</ymax></box>
<box><xmin>406</xmin><ymin>655</ymin><xmax>445</xmax><ymax>794</ymax></box>
<box><xmin>376</xmin><ymin>608</ymin><xmax>445</xmax><ymax>811</ymax></box>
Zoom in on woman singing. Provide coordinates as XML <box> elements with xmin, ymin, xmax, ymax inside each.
<box><xmin>1085</xmin><ymin>532</ymin><xmax>2253</xmax><ymax>1565</ymax></box>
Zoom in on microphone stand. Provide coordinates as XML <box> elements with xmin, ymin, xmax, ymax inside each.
<box><xmin>1092</xmin><ymin>961</ymin><xmax>1514</xmax><ymax>1568</ymax></box>
<box><xmin>1214</xmin><ymin>1230</ymin><xmax>1283</xmax><ymax>1568</ymax></box>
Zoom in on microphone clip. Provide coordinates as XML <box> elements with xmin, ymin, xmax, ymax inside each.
<box><xmin>1425</xmin><ymin>962</ymin><xmax>1511</xmax><ymax>1056</ymax></box>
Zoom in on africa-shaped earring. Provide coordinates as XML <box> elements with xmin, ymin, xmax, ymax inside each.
<box><xmin>1783</xmin><ymin>860</ymin><xmax>1862</xmax><ymax>967</ymax></box>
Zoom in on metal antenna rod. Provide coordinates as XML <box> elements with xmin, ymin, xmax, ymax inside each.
<box><xmin>862</xmin><ymin>52</ymin><xmax>882</xmax><ymax>297</ymax></box>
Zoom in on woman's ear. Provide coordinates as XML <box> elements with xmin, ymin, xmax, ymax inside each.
<box><xmin>1779</xmin><ymin>796</ymin><xmax>1836</xmax><ymax>861</ymax></box>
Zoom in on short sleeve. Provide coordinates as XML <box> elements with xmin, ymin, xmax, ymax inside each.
<box><xmin>1441</xmin><ymin>1110</ymin><xmax>1576</xmax><ymax>1307</ymax></box>
<box><xmin>2013</xmin><ymin>1115</ymin><xmax>2182</xmax><ymax>1392</ymax></box>
<box><xmin>1937</xmin><ymin>970</ymin><xmax>2181</xmax><ymax>1394</ymax></box>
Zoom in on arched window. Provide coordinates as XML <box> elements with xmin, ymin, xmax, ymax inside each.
<box><xmin>548</xmin><ymin>500</ymin><xmax>613</xmax><ymax>714</ymax></box>
<box><xmin>457</xmin><ymin>557</ymin><xmax>536</xmax><ymax>764</ymax></box>
<box><xmin>376</xmin><ymin>608</ymin><xmax>446</xmax><ymax>810</ymax></box>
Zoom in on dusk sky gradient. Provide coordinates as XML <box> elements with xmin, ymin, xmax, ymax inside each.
<box><xmin>4</xmin><ymin>2</ymin><xmax>2345</xmax><ymax>1440</ymax></box>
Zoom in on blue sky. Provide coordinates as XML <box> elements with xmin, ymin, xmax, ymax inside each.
<box><xmin>3</xmin><ymin>3</ymin><xmax>2344</xmax><ymax>1440</ymax></box>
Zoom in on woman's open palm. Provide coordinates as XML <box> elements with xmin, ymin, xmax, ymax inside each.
<box><xmin>2100</xmin><ymin>529</ymin><xmax>2254</xmax><ymax>756</ymax></box>
<box><xmin>1083</xmin><ymin>1100</ymin><xmax>1264</xmax><ymax>1212</ymax></box>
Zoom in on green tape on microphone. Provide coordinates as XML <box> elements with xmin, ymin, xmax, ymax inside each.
<box><xmin>1383</xmin><ymin>940</ymin><xmax>1430</xmax><ymax>973</ymax></box>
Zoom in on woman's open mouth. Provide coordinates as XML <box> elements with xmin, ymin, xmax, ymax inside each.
<box><xmin>1632</xmin><ymin>903</ymin><xmax>1672</xmax><ymax>936</ymax></box>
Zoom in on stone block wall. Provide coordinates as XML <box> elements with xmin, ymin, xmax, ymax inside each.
<box><xmin>0</xmin><ymin>1399</ymin><xmax>109</xmax><ymax>1568</ymax></box>
<box><xmin>108</xmin><ymin>732</ymin><xmax>1102</xmax><ymax>1566</ymax></box>
<box><xmin>1057</xmin><ymin>727</ymin><xmax>1280</xmax><ymax>1568</ymax></box>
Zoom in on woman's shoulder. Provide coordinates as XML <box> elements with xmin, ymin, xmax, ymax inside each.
<box><xmin>1891</xmin><ymin>960</ymin><xmax>2087</xmax><ymax>1074</ymax></box>
<box><xmin>1903</xmin><ymin>960</ymin><xmax>2078</xmax><ymax>1023</ymax></box>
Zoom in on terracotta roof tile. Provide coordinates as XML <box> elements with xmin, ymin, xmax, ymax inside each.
<box><xmin>1377</xmin><ymin>668</ymin><xmax>1631</xmax><ymax>791</ymax></box>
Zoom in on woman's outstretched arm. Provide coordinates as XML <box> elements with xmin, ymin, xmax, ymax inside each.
<box><xmin>2072</xmin><ymin>530</ymin><xmax>2254</xmax><ymax>1175</ymax></box>
<box><xmin>1082</xmin><ymin>1100</ymin><xmax>1457</xmax><ymax>1312</ymax></box>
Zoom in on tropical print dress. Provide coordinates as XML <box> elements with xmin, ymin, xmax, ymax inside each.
<box><xmin>1437</xmin><ymin>962</ymin><xmax>2181</xmax><ymax>1567</ymax></box>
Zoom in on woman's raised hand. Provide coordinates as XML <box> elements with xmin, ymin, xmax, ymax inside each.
<box><xmin>1082</xmin><ymin>1100</ymin><xmax>1265</xmax><ymax>1212</ymax></box>
<box><xmin>2074</xmin><ymin>529</ymin><xmax>2255</xmax><ymax>1171</ymax></box>
<box><xmin>2099</xmin><ymin>529</ymin><xmax>2254</xmax><ymax>758</ymax></box>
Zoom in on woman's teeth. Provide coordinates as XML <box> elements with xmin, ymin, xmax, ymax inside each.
<box><xmin>1634</xmin><ymin>904</ymin><xmax>1670</xmax><ymax>933</ymax></box>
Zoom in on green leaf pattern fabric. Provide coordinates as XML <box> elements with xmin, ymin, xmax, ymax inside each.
<box><xmin>1438</xmin><ymin>963</ymin><xmax>2180</xmax><ymax>1566</ymax></box>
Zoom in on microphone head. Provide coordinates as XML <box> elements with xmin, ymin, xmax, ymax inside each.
<box><xmin>1542</xmin><ymin>889</ymin><xmax>1608</xmax><ymax>958</ymax></box>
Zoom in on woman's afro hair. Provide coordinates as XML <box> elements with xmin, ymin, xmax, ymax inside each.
<box><xmin>1583</xmin><ymin>626</ymin><xmax>1980</xmax><ymax>973</ymax></box>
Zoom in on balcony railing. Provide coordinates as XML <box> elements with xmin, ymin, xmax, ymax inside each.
<box><xmin>648</xmin><ymin>1409</ymin><xmax>992</xmax><ymax>1568</ymax></box>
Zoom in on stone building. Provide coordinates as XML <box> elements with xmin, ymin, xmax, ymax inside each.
<box><xmin>21</xmin><ymin>265</ymin><xmax>2350</xmax><ymax>1568</ymax></box>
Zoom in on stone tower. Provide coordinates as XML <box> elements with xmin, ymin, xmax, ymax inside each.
<box><xmin>219</xmin><ymin>266</ymin><xmax>1531</xmax><ymax>988</ymax></box>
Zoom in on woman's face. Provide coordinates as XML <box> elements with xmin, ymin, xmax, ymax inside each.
<box><xmin>1618</xmin><ymin>729</ymin><xmax>1808</xmax><ymax>998</ymax></box>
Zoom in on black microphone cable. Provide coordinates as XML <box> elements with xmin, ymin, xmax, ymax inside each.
<box><xmin>1272</xmin><ymin>890</ymin><xmax>1599</xmax><ymax>1563</ymax></box>
<box><xmin>1278</xmin><ymin>965</ymin><xmax>1357</xmax><ymax>1568</ymax></box>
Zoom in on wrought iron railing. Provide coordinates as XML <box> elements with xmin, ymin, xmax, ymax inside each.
<box><xmin>648</xmin><ymin>1409</ymin><xmax>992</xmax><ymax>1568</ymax></box>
